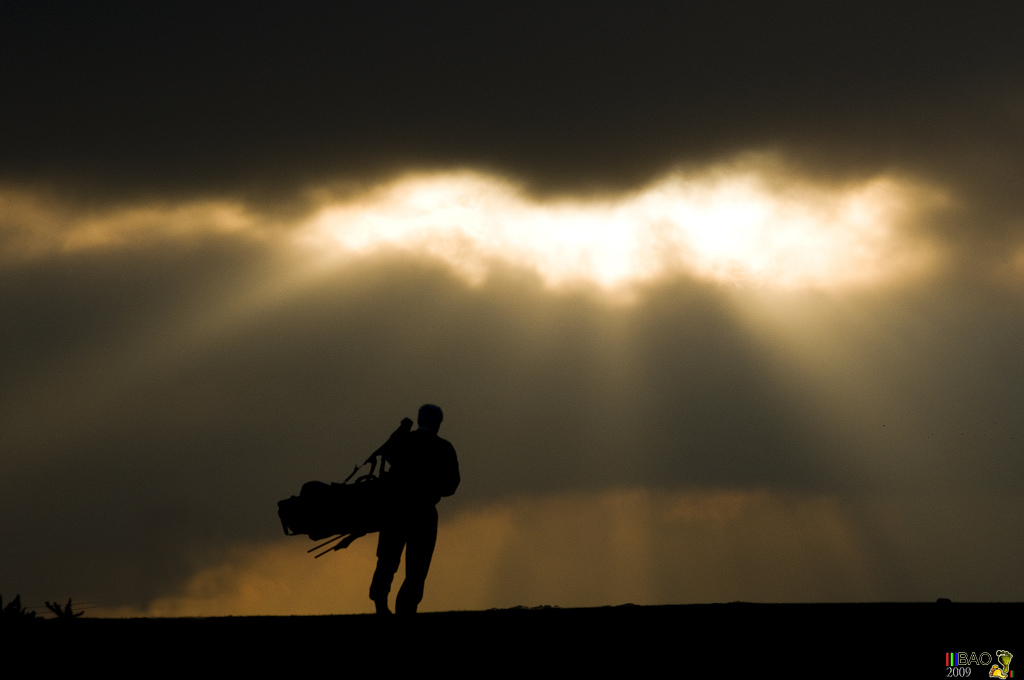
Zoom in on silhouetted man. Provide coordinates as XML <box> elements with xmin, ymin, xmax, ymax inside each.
<box><xmin>367</xmin><ymin>404</ymin><xmax>460</xmax><ymax>615</ymax></box>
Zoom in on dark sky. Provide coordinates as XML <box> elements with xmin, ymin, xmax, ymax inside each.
<box><xmin>2</xmin><ymin>3</ymin><xmax>1023</xmax><ymax>614</ymax></box>
<box><xmin>5</xmin><ymin>3</ymin><xmax>1023</xmax><ymax>197</ymax></box>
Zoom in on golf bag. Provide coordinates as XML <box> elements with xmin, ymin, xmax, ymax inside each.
<box><xmin>277</xmin><ymin>460</ymin><xmax>386</xmax><ymax>556</ymax></box>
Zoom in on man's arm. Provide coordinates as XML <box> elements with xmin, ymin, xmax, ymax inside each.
<box><xmin>364</xmin><ymin>417</ymin><xmax>414</xmax><ymax>464</ymax></box>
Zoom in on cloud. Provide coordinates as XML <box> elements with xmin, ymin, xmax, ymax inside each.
<box><xmin>1</xmin><ymin>158</ymin><xmax>942</xmax><ymax>293</ymax></box>
<box><xmin>0</xmin><ymin>188</ymin><xmax>270</xmax><ymax>260</ymax></box>
<box><xmin>3</xmin><ymin>4</ymin><xmax>1023</xmax><ymax>202</ymax></box>
<box><xmin>300</xmin><ymin>163</ymin><xmax>940</xmax><ymax>291</ymax></box>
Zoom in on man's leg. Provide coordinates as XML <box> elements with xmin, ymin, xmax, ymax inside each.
<box><xmin>370</xmin><ymin>526</ymin><xmax>406</xmax><ymax>615</ymax></box>
<box><xmin>395</xmin><ymin>507</ymin><xmax>438</xmax><ymax>615</ymax></box>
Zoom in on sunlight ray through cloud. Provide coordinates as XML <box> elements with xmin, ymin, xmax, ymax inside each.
<box><xmin>300</xmin><ymin>167</ymin><xmax>937</xmax><ymax>290</ymax></box>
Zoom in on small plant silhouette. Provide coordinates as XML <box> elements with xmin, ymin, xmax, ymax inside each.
<box><xmin>1</xmin><ymin>594</ymin><xmax>39</xmax><ymax>620</ymax></box>
<box><xmin>45</xmin><ymin>598</ymin><xmax>84</xmax><ymax>619</ymax></box>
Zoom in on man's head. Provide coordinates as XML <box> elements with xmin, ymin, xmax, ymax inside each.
<box><xmin>418</xmin><ymin>404</ymin><xmax>443</xmax><ymax>432</ymax></box>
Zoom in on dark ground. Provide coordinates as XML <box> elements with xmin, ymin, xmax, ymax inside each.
<box><xmin>4</xmin><ymin>602</ymin><xmax>1018</xmax><ymax>674</ymax></box>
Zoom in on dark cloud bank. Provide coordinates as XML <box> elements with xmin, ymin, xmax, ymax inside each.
<box><xmin>3</xmin><ymin>3</ymin><xmax>1024</xmax><ymax>204</ymax></box>
<box><xmin>2</xmin><ymin>4</ymin><xmax>1023</xmax><ymax>609</ymax></box>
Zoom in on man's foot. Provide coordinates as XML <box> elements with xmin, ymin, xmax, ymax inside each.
<box><xmin>373</xmin><ymin>598</ymin><xmax>392</xmax><ymax>615</ymax></box>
